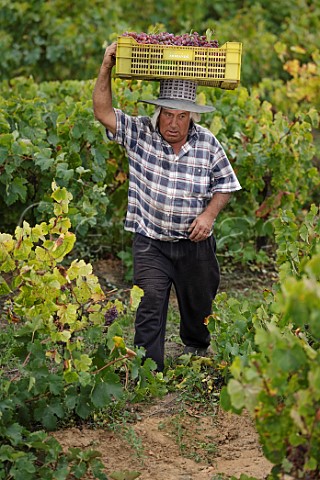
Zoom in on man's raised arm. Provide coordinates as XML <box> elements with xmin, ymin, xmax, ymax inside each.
<box><xmin>92</xmin><ymin>42</ymin><xmax>117</xmax><ymax>135</ymax></box>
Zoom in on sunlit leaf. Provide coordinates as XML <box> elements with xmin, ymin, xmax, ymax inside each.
<box><xmin>113</xmin><ymin>336</ymin><xmax>125</xmax><ymax>349</ymax></box>
<box><xmin>130</xmin><ymin>285</ymin><xmax>144</xmax><ymax>310</ymax></box>
<box><xmin>227</xmin><ymin>379</ymin><xmax>246</xmax><ymax>410</ymax></box>
<box><xmin>74</xmin><ymin>354</ymin><xmax>92</xmax><ymax>372</ymax></box>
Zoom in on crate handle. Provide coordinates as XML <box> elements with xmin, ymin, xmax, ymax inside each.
<box><xmin>163</xmin><ymin>49</ymin><xmax>195</xmax><ymax>62</ymax></box>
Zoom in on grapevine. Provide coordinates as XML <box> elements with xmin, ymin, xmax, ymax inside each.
<box><xmin>121</xmin><ymin>31</ymin><xmax>219</xmax><ymax>47</ymax></box>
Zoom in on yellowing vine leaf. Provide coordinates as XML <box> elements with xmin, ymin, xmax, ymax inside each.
<box><xmin>57</xmin><ymin>303</ymin><xmax>78</xmax><ymax>327</ymax></box>
<box><xmin>130</xmin><ymin>285</ymin><xmax>144</xmax><ymax>310</ymax></box>
<box><xmin>50</xmin><ymin>232</ymin><xmax>76</xmax><ymax>262</ymax></box>
<box><xmin>67</xmin><ymin>259</ymin><xmax>93</xmax><ymax>280</ymax></box>
<box><xmin>0</xmin><ymin>240</ymin><xmax>16</xmax><ymax>272</ymax></box>
<box><xmin>113</xmin><ymin>336</ymin><xmax>125</xmax><ymax>349</ymax></box>
<box><xmin>0</xmin><ymin>233</ymin><xmax>14</xmax><ymax>252</ymax></box>
<box><xmin>51</xmin><ymin>183</ymin><xmax>73</xmax><ymax>215</ymax></box>
<box><xmin>49</xmin><ymin>216</ymin><xmax>72</xmax><ymax>234</ymax></box>
<box><xmin>74</xmin><ymin>354</ymin><xmax>92</xmax><ymax>372</ymax></box>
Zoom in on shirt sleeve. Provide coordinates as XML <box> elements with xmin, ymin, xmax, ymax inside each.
<box><xmin>210</xmin><ymin>137</ymin><xmax>242</xmax><ymax>193</ymax></box>
<box><xmin>106</xmin><ymin>109</ymin><xmax>142</xmax><ymax>150</ymax></box>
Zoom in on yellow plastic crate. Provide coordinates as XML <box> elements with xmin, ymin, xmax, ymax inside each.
<box><xmin>115</xmin><ymin>36</ymin><xmax>242</xmax><ymax>89</ymax></box>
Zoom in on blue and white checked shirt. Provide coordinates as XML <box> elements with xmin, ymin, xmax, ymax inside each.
<box><xmin>107</xmin><ymin>109</ymin><xmax>241</xmax><ymax>241</ymax></box>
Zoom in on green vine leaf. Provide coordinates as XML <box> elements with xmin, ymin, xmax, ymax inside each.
<box><xmin>91</xmin><ymin>375</ymin><xmax>123</xmax><ymax>408</ymax></box>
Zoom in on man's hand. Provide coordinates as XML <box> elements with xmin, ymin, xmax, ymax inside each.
<box><xmin>188</xmin><ymin>212</ymin><xmax>213</xmax><ymax>242</ymax></box>
<box><xmin>188</xmin><ymin>192</ymin><xmax>231</xmax><ymax>242</ymax></box>
<box><xmin>102</xmin><ymin>42</ymin><xmax>117</xmax><ymax>70</ymax></box>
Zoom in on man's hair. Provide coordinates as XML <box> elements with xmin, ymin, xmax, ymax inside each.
<box><xmin>151</xmin><ymin>107</ymin><xmax>200</xmax><ymax>129</ymax></box>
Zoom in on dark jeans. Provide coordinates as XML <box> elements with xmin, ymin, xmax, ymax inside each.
<box><xmin>133</xmin><ymin>233</ymin><xmax>220</xmax><ymax>371</ymax></box>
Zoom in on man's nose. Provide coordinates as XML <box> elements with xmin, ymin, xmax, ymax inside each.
<box><xmin>170</xmin><ymin>116</ymin><xmax>178</xmax><ymax>127</ymax></box>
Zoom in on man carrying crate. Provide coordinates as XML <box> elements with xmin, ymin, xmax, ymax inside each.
<box><xmin>93</xmin><ymin>42</ymin><xmax>241</xmax><ymax>372</ymax></box>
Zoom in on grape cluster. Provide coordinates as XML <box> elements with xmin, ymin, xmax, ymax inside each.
<box><xmin>121</xmin><ymin>31</ymin><xmax>219</xmax><ymax>48</ymax></box>
<box><xmin>104</xmin><ymin>305</ymin><xmax>118</xmax><ymax>326</ymax></box>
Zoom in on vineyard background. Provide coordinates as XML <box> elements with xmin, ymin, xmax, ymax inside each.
<box><xmin>0</xmin><ymin>1</ymin><xmax>320</xmax><ymax>479</ymax></box>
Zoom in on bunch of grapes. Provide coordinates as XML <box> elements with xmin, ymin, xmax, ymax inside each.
<box><xmin>104</xmin><ymin>305</ymin><xmax>118</xmax><ymax>326</ymax></box>
<box><xmin>121</xmin><ymin>31</ymin><xmax>219</xmax><ymax>48</ymax></box>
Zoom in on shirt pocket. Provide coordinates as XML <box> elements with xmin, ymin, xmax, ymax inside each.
<box><xmin>177</xmin><ymin>164</ymin><xmax>211</xmax><ymax>196</ymax></box>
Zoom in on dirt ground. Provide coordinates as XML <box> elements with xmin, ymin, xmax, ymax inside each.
<box><xmin>54</xmin><ymin>396</ymin><xmax>272</xmax><ymax>480</ymax></box>
<box><xmin>55</xmin><ymin>257</ymin><xmax>275</xmax><ymax>480</ymax></box>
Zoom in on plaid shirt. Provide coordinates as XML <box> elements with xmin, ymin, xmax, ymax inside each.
<box><xmin>107</xmin><ymin>109</ymin><xmax>241</xmax><ymax>241</ymax></box>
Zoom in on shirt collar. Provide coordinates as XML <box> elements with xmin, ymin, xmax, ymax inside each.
<box><xmin>188</xmin><ymin>121</ymin><xmax>198</xmax><ymax>142</ymax></box>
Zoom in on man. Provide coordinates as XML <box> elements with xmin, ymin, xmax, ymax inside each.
<box><xmin>93</xmin><ymin>42</ymin><xmax>241</xmax><ymax>371</ymax></box>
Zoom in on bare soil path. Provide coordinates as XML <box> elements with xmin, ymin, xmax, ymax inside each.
<box><xmin>55</xmin><ymin>396</ymin><xmax>272</xmax><ymax>479</ymax></box>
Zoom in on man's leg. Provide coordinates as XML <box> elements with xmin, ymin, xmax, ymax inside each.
<box><xmin>133</xmin><ymin>234</ymin><xmax>172</xmax><ymax>371</ymax></box>
<box><xmin>173</xmin><ymin>236</ymin><xmax>220</xmax><ymax>351</ymax></box>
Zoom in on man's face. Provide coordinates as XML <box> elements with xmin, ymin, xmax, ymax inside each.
<box><xmin>158</xmin><ymin>108</ymin><xmax>191</xmax><ymax>146</ymax></box>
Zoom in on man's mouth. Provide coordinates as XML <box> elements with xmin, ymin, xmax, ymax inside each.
<box><xmin>167</xmin><ymin>130</ymin><xmax>178</xmax><ymax>135</ymax></box>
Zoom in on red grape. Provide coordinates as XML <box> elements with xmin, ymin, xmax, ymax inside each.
<box><xmin>120</xmin><ymin>31</ymin><xmax>219</xmax><ymax>48</ymax></box>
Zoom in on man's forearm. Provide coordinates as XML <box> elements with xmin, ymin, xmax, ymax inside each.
<box><xmin>205</xmin><ymin>192</ymin><xmax>231</xmax><ymax>223</ymax></box>
<box><xmin>93</xmin><ymin>67</ymin><xmax>113</xmax><ymax>118</ymax></box>
<box><xmin>92</xmin><ymin>42</ymin><xmax>117</xmax><ymax>133</ymax></box>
